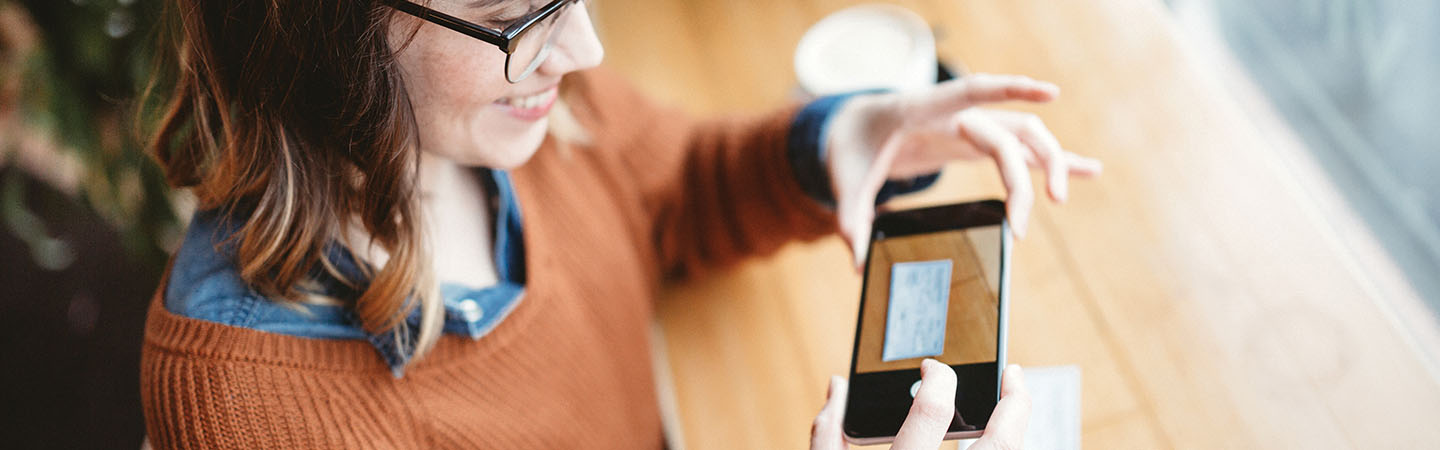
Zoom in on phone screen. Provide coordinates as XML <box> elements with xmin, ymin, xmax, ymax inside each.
<box><xmin>846</xmin><ymin>212</ymin><xmax>1006</xmax><ymax>439</ymax></box>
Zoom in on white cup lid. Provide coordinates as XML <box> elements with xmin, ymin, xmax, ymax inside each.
<box><xmin>795</xmin><ymin>4</ymin><xmax>937</xmax><ymax>96</ymax></box>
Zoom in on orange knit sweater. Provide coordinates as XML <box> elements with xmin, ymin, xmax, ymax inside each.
<box><xmin>140</xmin><ymin>68</ymin><xmax>840</xmax><ymax>449</ymax></box>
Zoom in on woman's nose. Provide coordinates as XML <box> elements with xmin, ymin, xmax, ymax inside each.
<box><xmin>538</xmin><ymin>2</ymin><xmax>604</xmax><ymax>76</ymax></box>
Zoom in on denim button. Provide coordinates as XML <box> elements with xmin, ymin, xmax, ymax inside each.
<box><xmin>457</xmin><ymin>298</ymin><xmax>484</xmax><ymax>323</ymax></box>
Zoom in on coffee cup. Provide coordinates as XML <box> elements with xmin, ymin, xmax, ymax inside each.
<box><xmin>794</xmin><ymin>4</ymin><xmax>939</xmax><ymax>98</ymax></box>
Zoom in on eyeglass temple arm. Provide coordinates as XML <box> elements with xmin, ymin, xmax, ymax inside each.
<box><xmin>381</xmin><ymin>0</ymin><xmax>512</xmax><ymax>50</ymax></box>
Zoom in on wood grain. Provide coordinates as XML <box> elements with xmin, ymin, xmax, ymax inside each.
<box><xmin>592</xmin><ymin>0</ymin><xmax>1440</xmax><ymax>448</ymax></box>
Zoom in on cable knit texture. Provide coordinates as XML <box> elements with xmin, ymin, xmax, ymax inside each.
<box><xmin>140</xmin><ymin>67</ymin><xmax>840</xmax><ymax>449</ymax></box>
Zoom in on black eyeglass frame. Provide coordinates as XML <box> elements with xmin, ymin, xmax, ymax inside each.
<box><xmin>385</xmin><ymin>0</ymin><xmax>577</xmax><ymax>82</ymax></box>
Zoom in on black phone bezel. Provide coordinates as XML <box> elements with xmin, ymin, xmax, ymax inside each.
<box><xmin>842</xmin><ymin>199</ymin><xmax>1009</xmax><ymax>442</ymax></box>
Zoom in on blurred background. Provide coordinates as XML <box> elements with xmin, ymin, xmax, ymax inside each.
<box><xmin>1185</xmin><ymin>0</ymin><xmax>1440</xmax><ymax>316</ymax></box>
<box><xmin>2</xmin><ymin>1</ymin><xmax>173</xmax><ymax>448</ymax></box>
<box><xmin>1</xmin><ymin>0</ymin><xmax>1437</xmax><ymax>448</ymax></box>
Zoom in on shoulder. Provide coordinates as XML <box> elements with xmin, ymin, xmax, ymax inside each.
<box><xmin>162</xmin><ymin>209</ymin><xmax>365</xmax><ymax>339</ymax></box>
<box><xmin>564</xmin><ymin>66</ymin><xmax>638</xmax><ymax>112</ymax></box>
<box><xmin>563</xmin><ymin>67</ymin><xmax>687</xmax><ymax>142</ymax></box>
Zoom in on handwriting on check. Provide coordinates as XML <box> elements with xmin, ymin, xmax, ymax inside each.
<box><xmin>883</xmin><ymin>259</ymin><xmax>953</xmax><ymax>362</ymax></box>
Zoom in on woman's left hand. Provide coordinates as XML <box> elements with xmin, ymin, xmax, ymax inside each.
<box><xmin>824</xmin><ymin>74</ymin><xmax>1103</xmax><ymax>269</ymax></box>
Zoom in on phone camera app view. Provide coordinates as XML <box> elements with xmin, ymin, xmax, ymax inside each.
<box><xmin>854</xmin><ymin>224</ymin><xmax>1003</xmax><ymax>430</ymax></box>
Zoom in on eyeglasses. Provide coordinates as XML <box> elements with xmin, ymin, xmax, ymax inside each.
<box><xmin>386</xmin><ymin>0</ymin><xmax>582</xmax><ymax>83</ymax></box>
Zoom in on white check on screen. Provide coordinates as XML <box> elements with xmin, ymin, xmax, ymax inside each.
<box><xmin>882</xmin><ymin>259</ymin><xmax>953</xmax><ymax>362</ymax></box>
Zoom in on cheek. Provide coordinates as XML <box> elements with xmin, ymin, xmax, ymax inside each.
<box><xmin>395</xmin><ymin>27</ymin><xmax>540</xmax><ymax>166</ymax></box>
<box><xmin>400</xmin><ymin>29</ymin><xmax>510</xmax><ymax>112</ymax></box>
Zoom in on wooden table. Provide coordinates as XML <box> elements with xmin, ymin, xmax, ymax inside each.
<box><xmin>592</xmin><ymin>0</ymin><xmax>1440</xmax><ymax>448</ymax></box>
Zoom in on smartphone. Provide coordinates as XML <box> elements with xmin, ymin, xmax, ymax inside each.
<box><xmin>843</xmin><ymin>199</ymin><xmax>1011</xmax><ymax>445</ymax></box>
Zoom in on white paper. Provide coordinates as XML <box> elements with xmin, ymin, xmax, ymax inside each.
<box><xmin>882</xmin><ymin>259</ymin><xmax>953</xmax><ymax>361</ymax></box>
<box><xmin>958</xmin><ymin>366</ymin><xmax>1082</xmax><ymax>450</ymax></box>
<box><xmin>1024</xmin><ymin>366</ymin><xmax>1083</xmax><ymax>450</ymax></box>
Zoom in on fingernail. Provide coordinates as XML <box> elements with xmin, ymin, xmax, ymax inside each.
<box><xmin>921</xmin><ymin>358</ymin><xmax>939</xmax><ymax>372</ymax></box>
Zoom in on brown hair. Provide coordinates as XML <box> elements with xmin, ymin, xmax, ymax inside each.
<box><xmin>145</xmin><ymin>0</ymin><xmax>444</xmax><ymax>358</ymax></box>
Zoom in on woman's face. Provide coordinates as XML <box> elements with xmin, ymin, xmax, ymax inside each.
<box><xmin>390</xmin><ymin>0</ymin><xmax>604</xmax><ymax>169</ymax></box>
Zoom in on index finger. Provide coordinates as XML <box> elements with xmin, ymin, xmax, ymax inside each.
<box><xmin>892</xmin><ymin>359</ymin><xmax>958</xmax><ymax>450</ymax></box>
<box><xmin>907</xmin><ymin>73</ymin><xmax>1059</xmax><ymax>119</ymax></box>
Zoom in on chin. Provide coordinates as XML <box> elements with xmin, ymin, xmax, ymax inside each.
<box><xmin>481</xmin><ymin>119</ymin><xmax>549</xmax><ymax>170</ymax></box>
<box><xmin>438</xmin><ymin>114</ymin><xmax>547</xmax><ymax>169</ymax></box>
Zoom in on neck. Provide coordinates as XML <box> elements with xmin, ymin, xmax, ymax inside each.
<box><xmin>414</xmin><ymin>152</ymin><xmax>501</xmax><ymax>289</ymax></box>
<box><xmin>418</xmin><ymin>152</ymin><xmax>465</xmax><ymax>201</ymax></box>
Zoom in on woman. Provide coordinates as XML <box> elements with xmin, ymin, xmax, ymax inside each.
<box><xmin>140</xmin><ymin>0</ymin><xmax>1100</xmax><ymax>448</ymax></box>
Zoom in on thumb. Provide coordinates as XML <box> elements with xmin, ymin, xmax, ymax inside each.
<box><xmin>834</xmin><ymin>134</ymin><xmax>907</xmax><ymax>272</ymax></box>
<box><xmin>838</xmin><ymin>209</ymin><xmax>873</xmax><ymax>272</ymax></box>
<box><xmin>811</xmin><ymin>375</ymin><xmax>849</xmax><ymax>450</ymax></box>
<box><xmin>835</xmin><ymin>165</ymin><xmax>882</xmax><ymax>272</ymax></box>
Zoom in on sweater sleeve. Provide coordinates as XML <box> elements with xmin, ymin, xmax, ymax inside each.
<box><xmin>573</xmin><ymin>68</ymin><xmax>840</xmax><ymax>278</ymax></box>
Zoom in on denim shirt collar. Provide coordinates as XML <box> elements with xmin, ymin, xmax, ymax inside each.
<box><xmin>359</xmin><ymin>168</ymin><xmax>528</xmax><ymax>377</ymax></box>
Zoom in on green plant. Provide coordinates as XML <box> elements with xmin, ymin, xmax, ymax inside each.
<box><xmin>3</xmin><ymin>0</ymin><xmax>179</xmax><ymax>269</ymax></box>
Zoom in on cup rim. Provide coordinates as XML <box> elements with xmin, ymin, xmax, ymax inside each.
<box><xmin>794</xmin><ymin>4</ymin><xmax>937</xmax><ymax>96</ymax></box>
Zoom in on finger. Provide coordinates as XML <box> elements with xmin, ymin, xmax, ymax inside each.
<box><xmin>958</xmin><ymin>73</ymin><xmax>1060</xmax><ymax>104</ymax></box>
<box><xmin>811</xmin><ymin>376</ymin><xmax>849</xmax><ymax>450</ymax></box>
<box><xmin>910</xmin><ymin>73</ymin><xmax>1059</xmax><ymax>118</ymax></box>
<box><xmin>893</xmin><ymin>359</ymin><xmax>958</xmax><ymax>450</ymax></box>
<box><xmin>1065</xmin><ymin>151</ymin><xmax>1104</xmax><ymax>176</ymax></box>
<box><xmin>1000</xmin><ymin>364</ymin><xmax>1028</xmax><ymax>399</ymax></box>
<box><xmin>990</xmin><ymin>110</ymin><xmax>1069</xmax><ymax>203</ymax></box>
<box><xmin>974</xmin><ymin>365</ymin><xmax>1032</xmax><ymax>449</ymax></box>
<box><xmin>954</xmin><ymin>110</ymin><xmax>1034</xmax><ymax>238</ymax></box>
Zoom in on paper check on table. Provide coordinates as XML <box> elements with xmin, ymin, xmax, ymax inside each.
<box><xmin>883</xmin><ymin>259</ymin><xmax>953</xmax><ymax>362</ymax></box>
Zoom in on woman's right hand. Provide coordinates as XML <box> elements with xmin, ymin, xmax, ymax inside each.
<box><xmin>810</xmin><ymin>360</ymin><xmax>1032</xmax><ymax>450</ymax></box>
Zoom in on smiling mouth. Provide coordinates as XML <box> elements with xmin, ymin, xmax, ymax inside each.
<box><xmin>495</xmin><ymin>87</ymin><xmax>557</xmax><ymax>108</ymax></box>
<box><xmin>493</xmin><ymin>86</ymin><xmax>559</xmax><ymax>121</ymax></box>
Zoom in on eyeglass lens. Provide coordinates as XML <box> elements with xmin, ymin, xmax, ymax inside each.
<box><xmin>506</xmin><ymin>1</ymin><xmax>573</xmax><ymax>82</ymax></box>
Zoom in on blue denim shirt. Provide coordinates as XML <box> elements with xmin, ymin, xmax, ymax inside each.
<box><xmin>164</xmin><ymin>92</ymin><xmax>938</xmax><ymax>377</ymax></box>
